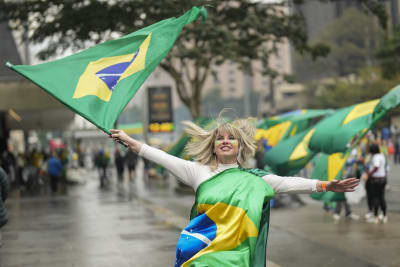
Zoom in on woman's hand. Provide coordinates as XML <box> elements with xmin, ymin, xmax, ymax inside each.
<box><xmin>110</xmin><ymin>129</ymin><xmax>130</xmax><ymax>143</ymax></box>
<box><xmin>327</xmin><ymin>178</ymin><xmax>360</xmax><ymax>192</ymax></box>
<box><xmin>109</xmin><ymin>129</ymin><xmax>142</xmax><ymax>153</ymax></box>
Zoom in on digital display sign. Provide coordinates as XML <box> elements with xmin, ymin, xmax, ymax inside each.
<box><xmin>147</xmin><ymin>86</ymin><xmax>174</xmax><ymax>133</ymax></box>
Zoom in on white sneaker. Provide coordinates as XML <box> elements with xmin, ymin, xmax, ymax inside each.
<box><xmin>366</xmin><ymin>216</ymin><xmax>379</xmax><ymax>224</ymax></box>
<box><xmin>379</xmin><ymin>215</ymin><xmax>388</xmax><ymax>223</ymax></box>
<box><xmin>333</xmin><ymin>214</ymin><xmax>340</xmax><ymax>221</ymax></box>
<box><xmin>347</xmin><ymin>213</ymin><xmax>360</xmax><ymax>220</ymax></box>
<box><xmin>364</xmin><ymin>212</ymin><xmax>374</xmax><ymax>219</ymax></box>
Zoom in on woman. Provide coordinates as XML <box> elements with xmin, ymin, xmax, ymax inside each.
<box><xmin>110</xmin><ymin>116</ymin><xmax>359</xmax><ymax>267</ymax></box>
<box><xmin>366</xmin><ymin>143</ymin><xmax>388</xmax><ymax>224</ymax></box>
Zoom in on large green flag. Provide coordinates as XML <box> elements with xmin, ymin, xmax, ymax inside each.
<box><xmin>6</xmin><ymin>6</ymin><xmax>207</xmax><ymax>134</ymax></box>
<box><xmin>309</xmin><ymin>152</ymin><xmax>349</xmax><ymax>201</ymax></box>
<box><xmin>257</xmin><ymin>109</ymin><xmax>332</xmax><ymax>129</ymax></box>
<box><xmin>372</xmin><ymin>84</ymin><xmax>400</xmax><ymax>121</ymax></box>
<box><xmin>263</xmin><ymin>127</ymin><xmax>317</xmax><ymax>176</ymax></box>
<box><xmin>255</xmin><ymin>109</ymin><xmax>331</xmax><ymax>150</ymax></box>
<box><xmin>309</xmin><ymin>85</ymin><xmax>400</xmax><ymax>154</ymax></box>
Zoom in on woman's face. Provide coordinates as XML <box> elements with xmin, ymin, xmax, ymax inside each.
<box><xmin>214</xmin><ymin>130</ymin><xmax>239</xmax><ymax>164</ymax></box>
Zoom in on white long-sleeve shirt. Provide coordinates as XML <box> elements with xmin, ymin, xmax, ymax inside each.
<box><xmin>139</xmin><ymin>144</ymin><xmax>318</xmax><ymax>194</ymax></box>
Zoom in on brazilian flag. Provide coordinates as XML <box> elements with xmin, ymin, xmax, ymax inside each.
<box><xmin>255</xmin><ymin>109</ymin><xmax>331</xmax><ymax>150</ymax></box>
<box><xmin>175</xmin><ymin>168</ymin><xmax>274</xmax><ymax>266</ymax></box>
<box><xmin>6</xmin><ymin>7</ymin><xmax>207</xmax><ymax>134</ymax></box>
<box><xmin>309</xmin><ymin>84</ymin><xmax>400</xmax><ymax>154</ymax></box>
<box><xmin>263</xmin><ymin>128</ymin><xmax>316</xmax><ymax>176</ymax></box>
<box><xmin>310</xmin><ymin>152</ymin><xmax>349</xmax><ymax>201</ymax></box>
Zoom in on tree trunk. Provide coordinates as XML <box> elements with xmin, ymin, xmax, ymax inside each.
<box><xmin>160</xmin><ymin>60</ymin><xmax>210</xmax><ymax>120</ymax></box>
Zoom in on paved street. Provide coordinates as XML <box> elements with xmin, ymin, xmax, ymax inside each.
<box><xmin>1</xmin><ymin>160</ymin><xmax>399</xmax><ymax>267</ymax></box>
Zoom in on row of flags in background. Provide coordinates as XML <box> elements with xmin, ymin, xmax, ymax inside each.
<box><xmin>163</xmin><ymin>86</ymin><xmax>400</xmax><ymax>202</ymax></box>
<box><xmin>263</xmin><ymin>86</ymin><xmax>400</xmax><ymax>201</ymax></box>
<box><xmin>164</xmin><ymin>87</ymin><xmax>400</xmax><ymax>191</ymax></box>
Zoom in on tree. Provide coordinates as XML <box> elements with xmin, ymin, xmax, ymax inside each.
<box><xmin>377</xmin><ymin>26</ymin><xmax>400</xmax><ymax>79</ymax></box>
<box><xmin>304</xmin><ymin>67</ymin><xmax>400</xmax><ymax>109</ymax></box>
<box><xmin>0</xmin><ymin>0</ymin><xmax>387</xmax><ymax>118</ymax></box>
<box><xmin>295</xmin><ymin>8</ymin><xmax>384</xmax><ymax>82</ymax></box>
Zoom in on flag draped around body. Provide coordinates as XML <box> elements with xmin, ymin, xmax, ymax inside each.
<box><xmin>175</xmin><ymin>168</ymin><xmax>274</xmax><ymax>267</ymax></box>
<box><xmin>6</xmin><ymin>6</ymin><xmax>207</xmax><ymax>134</ymax></box>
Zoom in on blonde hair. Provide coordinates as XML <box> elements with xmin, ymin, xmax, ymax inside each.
<box><xmin>183</xmin><ymin>113</ymin><xmax>257</xmax><ymax>170</ymax></box>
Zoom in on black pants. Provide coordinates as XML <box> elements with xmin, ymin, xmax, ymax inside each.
<box><xmin>365</xmin><ymin>179</ymin><xmax>373</xmax><ymax>212</ymax></box>
<box><xmin>334</xmin><ymin>200</ymin><xmax>351</xmax><ymax>216</ymax></box>
<box><xmin>369</xmin><ymin>177</ymin><xmax>387</xmax><ymax>216</ymax></box>
<box><xmin>50</xmin><ymin>175</ymin><xmax>59</xmax><ymax>193</ymax></box>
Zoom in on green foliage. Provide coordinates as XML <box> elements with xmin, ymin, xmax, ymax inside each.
<box><xmin>377</xmin><ymin>26</ymin><xmax>400</xmax><ymax>79</ymax></box>
<box><xmin>295</xmin><ymin>8</ymin><xmax>384</xmax><ymax>82</ymax></box>
<box><xmin>0</xmin><ymin>0</ymin><xmax>387</xmax><ymax>118</ymax></box>
<box><xmin>304</xmin><ymin>67</ymin><xmax>400</xmax><ymax>109</ymax></box>
<box><xmin>0</xmin><ymin>0</ymin><xmax>327</xmax><ymax>118</ymax></box>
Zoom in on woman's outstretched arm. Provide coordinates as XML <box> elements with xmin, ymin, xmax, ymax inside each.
<box><xmin>110</xmin><ymin>129</ymin><xmax>200</xmax><ymax>187</ymax></box>
<box><xmin>263</xmin><ymin>174</ymin><xmax>359</xmax><ymax>194</ymax></box>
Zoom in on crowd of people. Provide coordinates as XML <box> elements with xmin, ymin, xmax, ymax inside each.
<box><xmin>322</xmin><ymin>128</ymin><xmax>391</xmax><ymax>224</ymax></box>
<box><xmin>0</xmin><ymin>148</ymin><xmax>70</xmax><ymax>193</ymax></box>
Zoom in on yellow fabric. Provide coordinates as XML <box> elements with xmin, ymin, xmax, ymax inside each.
<box><xmin>254</xmin><ymin>121</ymin><xmax>291</xmax><ymax>146</ymax></box>
<box><xmin>342</xmin><ymin>99</ymin><xmax>379</xmax><ymax>125</ymax></box>
<box><xmin>73</xmin><ymin>34</ymin><xmax>152</xmax><ymax>102</ymax></box>
<box><xmin>328</xmin><ymin>153</ymin><xmax>347</xmax><ymax>181</ymax></box>
<box><xmin>182</xmin><ymin>202</ymin><xmax>259</xmax><ymax>266</ymax></box>
<box><xmin>290</xmin><ymin>125</ymin><xmax>298</xmax><ymax>136</ymax></box>
<box><xmin>289</xmin><ymin>129</ymin><xmax>315</xmax><ymax>161</ymax></box>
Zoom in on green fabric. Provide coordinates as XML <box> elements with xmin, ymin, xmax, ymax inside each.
<box><xmin>263</xmin><ymin>128</ymin><xmax>316</xmax><ymax>176</ymax></box>
<box><xmin>6</xmin><ymin>7</ymin><xmax>207</xmax><ymax>134</ymax></box>
<box><xmin>308</xmin><ymin>105</ymin><xmax>371</xmax><ymax>154</ymax></box>
<box><xmin>188</xmin><ymin>168</ymin><xmax>274</xmax><ymax>267</ymax></box>
<box><xmin>310</xmin><ymin>85</ymin><xmax>400</xmax><ymax>154</ymax></box>
<box><xmin>309</xmin><ymin>153</ymin><xmax>347</xmax><ymax>201</ymax></box>
<box><xmin>372</xmin><ymin>85</ymin><xmax>400</xmax><ymax>122</ymax></box>
<box><xmin>259</xmin><ymin>109</ymin><xmax>332</xmax><ymax>129</ymax></box>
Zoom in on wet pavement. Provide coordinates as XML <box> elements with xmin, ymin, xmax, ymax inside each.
<box><xmin>1</xmin><ymin>160</ymin><xmax>400</xmax><ymax>267</ymax></box>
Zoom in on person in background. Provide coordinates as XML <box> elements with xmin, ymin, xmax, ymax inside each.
<box><xmin>381</xmin><ymin>126</ymin><xmax>390</xmax><ymax>146</ymax></box>
<box><xmin>47</xmin><ymin>151</ymin><xmax>63</xmax><ymax>194</ymax></box>
<box><xmin>114</xmin><ymin>148</ymin><xmax>125</xmax><ymax>184</ymax></box>
<box><xmin>392</xmin><ymin>125</ymin><xmax>400</xmax><ymax>164</ymax></box>
<box><xmin>365</xmin><ymin>143</ymin><xmax>388</xmax><ymax>223</ymax></box>
<box><xmin>332</xmin><ymin>148</ymin><xmax>360</xmax><ymax>222</ymax></box>
<box><xmin>125</xmin><ymin>149</ymin><xmax>138</xmax><ymax>182</ymax></box>
<box><xmin>16</xmin><ymin>153</ymin><xmax>25</xmax><ymax>187</ymax></box>
<box><xmin>0</xmin><ymin>166</ymin><xmax>9</xmax><ymax>247</ymax></box>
